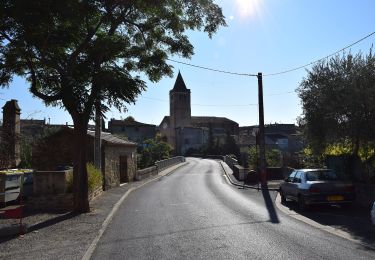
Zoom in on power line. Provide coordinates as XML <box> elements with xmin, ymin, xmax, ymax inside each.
<box><xmin>166</xmin><ymin>59</ymin><xmax>257</xmax><ymax>77</ymax></box>
<box><xmin>267</xmin><ymin>91</ymin><xmax>294</xmax><ymax>96</ymax></box>
<box><xmin>263</xmin><ymin>31</ymin><xmax>375</xmax><ymax>76</ymax></box>
<box><xmin>167</xmin><ymin>31</ymin><xmax>375</xmax><ymax>78</ymax></box>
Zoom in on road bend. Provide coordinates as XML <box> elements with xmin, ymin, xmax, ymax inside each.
<box><xmin>91</xmin><ymin>158</ymin><xmax>375</xmax><ymax>260</ymax></box>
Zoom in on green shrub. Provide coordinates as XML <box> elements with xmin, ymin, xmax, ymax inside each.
<box><xmin>87</xmin><ymin>163</ymin><xmax>103</xmax><ymax>193</ymax></box>
<box><xmin>65</xmin><ymin>163</ymin><xmax>103</xmax><ymax>193</ymax></box>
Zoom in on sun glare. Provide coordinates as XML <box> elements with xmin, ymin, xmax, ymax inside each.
<box><xmin>235</xmin><ymin>0</ymin><xmax>262</xmax><ymax>19</ymax></box>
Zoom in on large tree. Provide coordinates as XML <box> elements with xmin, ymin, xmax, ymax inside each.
<box><xmin>297</xmin><ymin>49</ymin><xmax>375</xmax><ymax>157</ymax></box>
<box><xmin>0</xmin><ymin>0</ymin><xmax>226</xmax><ymax>212</ymax></box>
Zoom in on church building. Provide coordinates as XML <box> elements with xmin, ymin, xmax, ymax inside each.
<box><xmin>159</xmin><ymin>72</ymin><xmax>239</xmax><ymax>155</ymax></box>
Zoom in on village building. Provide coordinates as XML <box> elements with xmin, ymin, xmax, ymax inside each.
<box><xmin>238</xmin><ymin>124</ymin><xmax>303</xmax><ymax>154</ymax></box>
<box><xmin>159</xmin><ymin>72</ymin><xmax>239</xmax><ymax>155</ymax></box>
<box><xmin>108</xmin><ymin>118</ymin><xmax>156</xmax><ymax>144</ymax></box>
<box><xmin>31</xmin><ymin>127</ymin><xmax>137</xmax><ymax>190</ymax></box>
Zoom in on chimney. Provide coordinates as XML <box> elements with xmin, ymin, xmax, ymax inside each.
<box><xmin>2</xmin><ymin>99</ymin><xmax>21</xmax><ymax>168</ymax></box>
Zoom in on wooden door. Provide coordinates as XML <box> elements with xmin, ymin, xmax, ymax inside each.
<box><xmin>119</xmin><ymin>156</ymin><xmax>128</xmax><ymax>183</ymax></box>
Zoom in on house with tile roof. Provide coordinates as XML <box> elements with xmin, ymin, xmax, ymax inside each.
<box><xmin>32</xmin><ymin>127</ymin><xmax>137</xmax><ymax>189</ymax></box>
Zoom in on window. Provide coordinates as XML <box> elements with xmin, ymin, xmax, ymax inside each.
<box><xmin>306</xmin><ymin>170</ymin><xmax>338</xmax><ymax>181</ymax></box>
<box><xmin>287</xmin><ymin>171</ymin><xmax>296</xmax><ymax>182</ymax></box>
<box><xmin>293</xmin><ymin>171</ymin><xmax>302</xmax><ymax>183</ymax></box>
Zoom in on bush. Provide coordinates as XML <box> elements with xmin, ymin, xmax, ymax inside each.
<box><xmin>87</xmin><ymin>163</ymin><xmax>103</xmax><ymax>193</ymax></box>
<box><xmin>137</xmin><ymin>135</ymin><xmax>172</xmax><ymax>169</ymax></box>
<box><xmin>248</xmin><ymin>146</ymin><xmax>282</xmax><ymax>169</ymax></box>
<box><xmin>66</xmin><ymin>163</ymin><xmax>103</xmax><ymax>193</ymax></box>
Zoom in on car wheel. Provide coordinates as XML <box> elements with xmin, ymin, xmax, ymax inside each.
<box><xmin>298</xmin><ymin>195</ymin><xmax>307</xmax><ymax>211</ymax></box>
<box><xmin>280</xmin><ymin>189</ymin><xmax>286</xmax><ymax>204</ymax></box>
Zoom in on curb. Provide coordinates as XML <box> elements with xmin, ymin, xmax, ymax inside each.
<box><xmin>219</xmin><ymin>161</ymin><xmax>279</xmax><ymax>191</ymax></box>
<box><xmin>81</xmin><ymin>161</ymin><xmax>188</xmax><ymax>260</ymax></box>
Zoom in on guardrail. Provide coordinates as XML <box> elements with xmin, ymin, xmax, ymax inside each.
<box><xmin>155</xmin><ymin>156</ymin><xmax>185</xmax><ymax>172</ymax></box>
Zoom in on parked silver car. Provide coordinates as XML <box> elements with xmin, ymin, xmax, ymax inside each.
<box><xmin>279</xmin><ymin>169</ymin><xmax>355</xmax><ymax>210</ymax></box>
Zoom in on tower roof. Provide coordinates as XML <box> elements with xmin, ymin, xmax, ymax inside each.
<box><xmin>171</xmin><ymin>71</ymin><xmax>188</xmax><ymax>92</ymax></box>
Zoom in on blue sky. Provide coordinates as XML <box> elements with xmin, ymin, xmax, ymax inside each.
<box><xmin>1</xmin><ymin>0</ymin><xmax>375</xmax><ymax>127</ymax></box>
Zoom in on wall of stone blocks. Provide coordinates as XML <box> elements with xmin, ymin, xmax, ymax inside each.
<box><xmin>103</xmin><ymin>145</ymin><xmax>137</xmax><ymax>189</ymax></box>
<box><xmin>32</xmin><ymin>170</ymin><xmax>70</xmax><ymax>195</ymax></box>
<box><xmin>27</xmin><ymin>193</ymin><xmax>74</xmax><ymax>211</ymax></box>
<box><xmin>136</xmin><ymin>166</ymin><xmax>158</xmax><ymax>181</ymax></box>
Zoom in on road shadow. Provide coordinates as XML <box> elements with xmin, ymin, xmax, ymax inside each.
<box><xmin>261</xmin><ymin>183</ymin><xmax>280</xmax><ymax>224</ymax></box>
<box><xmin>282</xmin><ymin>200</ymin><xmax>375</xmax><ymax>249</ymax></box>
<box><xmin>27</xmin><ymin>211</ymin><xmax>79</xmax><ymax>232</ymax></box>
<box><xmin>0</xmin><ymin>211</ymin><xmax>78</xmax><ymax>243</ymax></box>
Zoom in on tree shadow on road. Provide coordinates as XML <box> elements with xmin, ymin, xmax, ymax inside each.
<box><xmin>261</xmin><ymin>183</ymin><xmax>280</xmax><ymax>224</ymax></box>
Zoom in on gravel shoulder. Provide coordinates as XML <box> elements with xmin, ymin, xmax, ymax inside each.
<box><xmin>0</xmin><ymin>163</ymin><xmax>187</xmax><ymax>260</ymax></box>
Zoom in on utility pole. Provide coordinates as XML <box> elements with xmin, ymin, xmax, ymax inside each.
<box><xmin>94</xmin><ymin>100</ymin><xmax>101</xmax><ymax>170</ymax></box>
<box><xmin>257</xmin><ymin>72</ymin><xmax>267</xmax><ymax>186</ymax></box>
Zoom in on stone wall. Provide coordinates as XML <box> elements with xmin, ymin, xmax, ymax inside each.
<box><xmin>233</xmin><ymin>165</ymin><xmax>246</xmax><ymax>181</ymax></box>
<box><xmin>135</xmin><ymin>166</ymin><xmax>158</xmax><ymax>181</ymax></box>
<box><xmin>223</xmin><ymin>155</ymin><xmax>248</xmax><ymax>181</ymax></box>
<box><xmin>155</xmin><ymin>156</ymin><xmax>185</xmax><ymax>171</ymax></box>
<box><xmin>28</xmin><ymin>169</ymin><xmax>102</xmax><ymax>211</ymax></box>
<box><xmin>33</xmin><ymin>170</ymin><xmax>70</xmax><ymax>195</ymax></box>
<box><xmin>27</xmin><ymin>193</ymin><xmax>74</xmax><ymax>211</ymax></box>
<box><xmin>223</xmin><ymin>155</ymin><xmax>238</xmax><ymax>169</ymax></box>
<box><xmin>103</xmin><ymin>145</ymin><xmax>136</xmax><ymax>189</ymax></box>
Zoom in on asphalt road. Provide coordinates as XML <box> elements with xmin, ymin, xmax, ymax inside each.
<box><xmin>91</xmin><ymin>158</ymin><xmax>375</xmax><ymax>260</ymax></box>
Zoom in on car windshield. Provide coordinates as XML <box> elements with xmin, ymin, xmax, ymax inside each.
<box><xmin>306</xmin><ymin>170</ymin><xmax>338</xmax><ymax>181</ymax></box>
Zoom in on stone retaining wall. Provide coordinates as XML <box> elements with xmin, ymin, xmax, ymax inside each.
<box><xmin>135</xmin><ymin>166</ymin><xmax>158</xmax><ymax>181</ymax></box>
<box><xmin>155</xmin><ymin>156</ymin><xmax>185</xmax><ymax>171</ymax></box>
<box><xmin>136</xmin><ymin>157</ymin><xmax>186</xmax><ymax>181</ymax></box>
<box><xmin>27</xmin><ymin>193</ymin><xmax>74</xmax><ymax>211</ymax></box>
<box><xmin>28</xmin><ymin>169</ymin><xmax>102</xmax><ymax>211</ymax></box>
<box><xmin>233</xmin><ymin>165</ymin><xmax>246</xmax><ymax>181</ymax></box>
<box><xmin>33</xmin><ymin>170</ymin><xmax>70</xmax><ymax>195</ymax></box>
<box><xmin>223</xmin><ymin>155</ymin><xmax>238</xmax><ymax>169</ymax></box>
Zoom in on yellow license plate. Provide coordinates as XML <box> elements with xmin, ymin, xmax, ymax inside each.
<box><xmin>327</xmin><ymin>195</ymin><xmax>344</xmax><ymax>201</ymax></box>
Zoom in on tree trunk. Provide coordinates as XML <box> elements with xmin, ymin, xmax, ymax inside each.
<box><xmin>72</xmin><ymin>118</ymin><xmax>90</xmax><ymax>213</ymax></box>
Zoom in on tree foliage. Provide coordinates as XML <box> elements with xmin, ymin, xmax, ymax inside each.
<box><xmin>222</xmin><ymin>131</ymin><xmax>240</xmax><ymax>159</ymax></box>
<box><xmin>138</xmin><ymin>134</ymin><xmax>172</xmax><ymax>169</ymax></box>
<box><xmin>0</xmin><ymin>0</ymin><xmax>226</xmax><ymax>212</ymax></box>
<box><xmin>297</xmin><ymin>49</ymin><xmax>375</xmax><ymax>157</ymax></box>
<box><xmin>248</xmin><ymin>146</ymin><xmax>281</xmax><ymax>170</ymax></box>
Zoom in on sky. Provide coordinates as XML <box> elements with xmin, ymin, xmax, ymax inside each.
<box><xmin>1</xmin><ymin>0</ymin><xmax>375</xmax><ymax>127</ymax></box>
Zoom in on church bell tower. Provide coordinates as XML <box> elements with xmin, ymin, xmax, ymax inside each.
<box><xmin>170</xmin><ymin>71</ymin><xmax>191</xmax><ymax>129</ymax></box>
